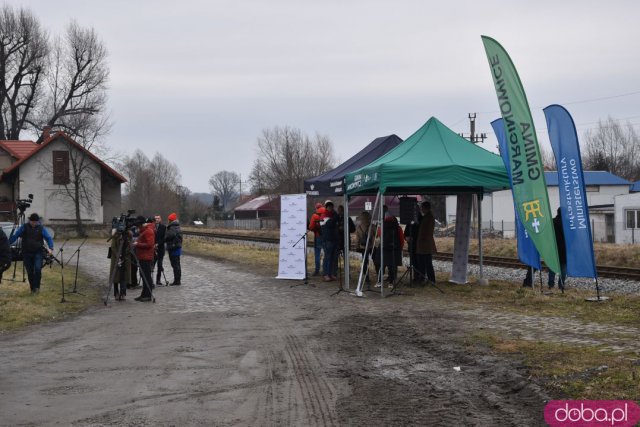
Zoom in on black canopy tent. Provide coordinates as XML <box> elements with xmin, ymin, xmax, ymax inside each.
<box><xmin>304</xmin><ymin>134</ymin><xmax>403</xmax><ymax>197</ymax></box>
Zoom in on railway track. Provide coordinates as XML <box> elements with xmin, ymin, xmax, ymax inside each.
<box><xmin>183</xmin><ymin>230</ymin><xmax>640</xmax><ymax>281</ymax></box>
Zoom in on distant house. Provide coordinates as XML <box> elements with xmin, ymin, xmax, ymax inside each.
<box><xmin>0</xmin><ymin>131</ymin><xmax>126</xmax><ymax>224</ymax></box>
<box><xmin>233</xmin><ymin>195</ymin><xmax>280</xmax><ymax>219</ymax></box>
<box><xmin>445</xmin><ymin>171</ymin><xmax>631</xmax><ymax>242</ymax></box>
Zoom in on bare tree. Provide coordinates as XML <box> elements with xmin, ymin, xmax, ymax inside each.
<box><xmin>122</xmin><ymin>150</ymin><xmax>184</xmax><ymax>219</ymax></box>
<box><xmin>0</xmin><ymin>5</ymin><xmax>48</xmax><ymax>139</ymax></box>
<box><xmin>208</xmin><ymin>170</ymin><xmax>239</xmax><ymax>211</ymax></box>
<box><xmin>583</xmin><ymin>117</ymin><xmax>640</xmax><ymax>181</ymax></box>
<box><xmin>540</xmin><ymin>145</ymin><xmax>556</xmax><ymax>171</ymax></box>
<box><xmin>249</xmin><ymin>126</ymin><xmax>335</xmax><ymax>194</ymax></box>
<box><xmin>34</xmin><ymin>21</ymin><xmax>109</xmax><ymax>141</ymax></box>
<box><xmin>0</xmin><ymin>8</ymin><xmax>110</xmax><ymax>142</ymax></box>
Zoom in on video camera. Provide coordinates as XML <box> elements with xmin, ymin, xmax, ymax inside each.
<box><xmin>111</xmin><ymin>209</ymin><xmax>137</xmax><ymax>233</ymax></box>
<box><xmin>16</xmin><ymin>194</ymin><xmax>33</xmax><ymax>214</ymax></box>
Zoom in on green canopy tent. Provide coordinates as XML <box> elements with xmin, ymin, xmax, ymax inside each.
<box><xmin>343</xmin><ymin>117</ymin><xmax>510</xmax><ymax>295</ymax></box>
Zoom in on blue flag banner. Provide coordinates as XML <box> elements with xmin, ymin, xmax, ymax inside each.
<box><xmin>543</xmin><ymin>104</ymin><xmax>597</xmax><ymax>278</ymax></box>
<box><xmin>491</xmin><ymin>118</ymin><xmax>541</xmax><ymax>270</ymax></box>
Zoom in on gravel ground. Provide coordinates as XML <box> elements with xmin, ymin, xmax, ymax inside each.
<box><xmin>432</xmin><ymin>260</ymin><xmax>640</xmax><ymax>295</ymax></box>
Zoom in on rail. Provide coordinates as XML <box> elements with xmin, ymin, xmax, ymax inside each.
<box><xmin>183</xmin><ymin>230</ymin><xmax>640</xmax><ymax>281</ymax></box>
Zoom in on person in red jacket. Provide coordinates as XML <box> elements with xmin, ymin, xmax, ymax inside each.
<box><xmin>133</xmin><ymin>216</ymin><xmax>156</xmax><ymax>302</ymax></box>
<box><xmin>308</xmin><ymin>203</ymin><xmax>325</xmax><ymax>276</ymax></box>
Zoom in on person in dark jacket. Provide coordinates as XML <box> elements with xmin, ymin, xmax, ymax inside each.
<box><xmin>374</xmin><ymin>213</ymin><xmax>405</xmax><ymax>284</ymax></box>
<box><xmin>415</xmin><ymin>201</ymin><xmax>437</xmax><ymax>284</ymax></box>
<box><xmin>333</xmin><ymin>205</ymin><xmax>356</xmax><ymax>277</ymax></box>
<box><xmin>0</xmin><ymin>227</ymin><xmax>12</xmax><ymax>282</ymax></box>
<box><xmin>134</xmin><ymin>217</ymin><xmax>155</xmax><ymax>301</ymax></box>
<box><xmin>548</xmin><ymin>208</ymin><xmax>567</xmax><ymax>290</ymax></box>
<box><xmin>153</xmin><ymin>214</ymin><xmax>167</xmax><ymax>285</ymax></box>
<box><xmin>403</xmin><ymin>203</ymin><xmax>423</xmax><ymax>285</ymax></box>
<box><xmin>165</xmin><ymin>212</ymin><xmax>183</xmax><ymax>286</ymax></box>
<box><xmin>9</xmin><ymin>213</ymin><xmax>54</xmax><ymax>293</ymax></box>
<box><xmin>320</xmin><ymin>200</ymin><xmax>339</xmax><ymax>282</ymax></box>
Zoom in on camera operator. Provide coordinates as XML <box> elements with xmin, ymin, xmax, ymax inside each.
<box><xmin>0</xmin><ymin>227</ymin><xmax>12</xmax><ymax>282</ymax></box>
<box><xmin>9</xmin><ymin>213</ymin><xmax>54</xmax><ymax>294</ymax></box>
<box><xmin>165</xmin><ymin>212</ymin><xmax>182</xmax><ymax>286</ymax></box>
<box><xmin>133</xmin><ymin>216</ymin><xmax>155</xmax><ymax>302</ymax></box>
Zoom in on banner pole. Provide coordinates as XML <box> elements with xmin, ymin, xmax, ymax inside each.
<box><xmin>344</xmin><ymin>193</ymin><xmax>349</xmax><ymax>290</ymax></box>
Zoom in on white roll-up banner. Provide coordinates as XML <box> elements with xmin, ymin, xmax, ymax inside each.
<box><xmin>276</xmin><ymin>194</ymin><xmax>307</xmax><ymax>280</ymax></box>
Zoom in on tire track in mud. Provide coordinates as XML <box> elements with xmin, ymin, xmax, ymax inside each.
<box><xmin>284</xmin><ymin>334</ymin><xmax>338</xmax><ymax>426</ymax></box>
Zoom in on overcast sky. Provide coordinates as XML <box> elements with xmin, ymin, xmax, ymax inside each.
<box><xmin>10</xmin><ymin>0</ymin><xmax>640</xmax><ymax>192</ymax></box>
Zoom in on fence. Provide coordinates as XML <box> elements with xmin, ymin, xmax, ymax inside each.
<box><xmin>462</xmin><ymin>220</ymin><xmax>636</xmax><ymax>245</ymax></box>
<box><xmin>207</xmin><ymin>218</ymin><xmax>279</xmax><ymax>230</ymax></box>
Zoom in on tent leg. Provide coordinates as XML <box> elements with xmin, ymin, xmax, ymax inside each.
<box><xmin>477</xmin><ymin>192</ymin><xmax>488</xmax><ymax>285</ymax></box>
<box><xmin>344</xmin><ymin>194</ymin><xmax>350</xmax><ymax>290</ymax></box>
<box><xmin>380</xmin><ymin>193</ymin><xmax>384</xmax><ymax>297</ymax></box>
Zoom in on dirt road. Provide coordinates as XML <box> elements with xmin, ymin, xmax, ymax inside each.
<box><xmin>0</xmin><ymin>242</ymin><xmax>547</xmax><ymax>426</ymax></box>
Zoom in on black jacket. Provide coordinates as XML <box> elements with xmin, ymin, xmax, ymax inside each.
<box><xmin>0</xmin><ymin>228</ymin><xmax>11</xmax><ymax>266</ymax></box>
<box><xmin>553</xmin><ymin>214</ymin><xmax>567</xmax><ymax>264</ymax></box>
<box><xmin>155</xmin><ymin>223</ymin><xmax>166</xmax><ymax>255</ymax></box>
<box><xmin>165</xmin><ymin>221</ymin><xmax>183</xmax><ymax>250</ymax></box>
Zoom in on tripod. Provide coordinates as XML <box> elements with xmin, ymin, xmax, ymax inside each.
<box><xmin>6</xmin><ymin>207</ymin><xmax>27</xmax><ymax>283</ymax></box>
<box><xmin>66</xmin><ymin>238</ymin><xmax>87</xmax><ymax>295</ymax></box>
<box><xmin>51</xmin><ymin>243</ymin><xmax>67</xmax><ymax>303</ymax></box>
<box><xmin>330</xmin><ymin>248</ymin><xmax>353</xmax><ymax>296</ymax></box>
<box><xmin>291</xmin><ymin>232</ymin><xmax>314</xmax><ymax>288</ymax></box>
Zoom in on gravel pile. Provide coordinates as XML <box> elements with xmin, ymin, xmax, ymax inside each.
<box><xmin>432</xmin><ymin>259</ymin><xmax>640</xmax><ymax>296</ymax></box>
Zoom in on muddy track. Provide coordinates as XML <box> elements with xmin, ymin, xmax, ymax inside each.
<box><xmin>0</xmin><ymin>241</ymin><xmax>550</xmax><ymax>426</ymax></box>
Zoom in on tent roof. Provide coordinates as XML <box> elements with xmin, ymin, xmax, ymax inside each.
<box><xmin>304</xmin><ymin>134</ymin><xmax>403</xmax><ymax>196</ymax></box>
<box><xmin>345</xmin><ymin>117</ymin><xmax>510</xmax><ymax>195</ymax></box>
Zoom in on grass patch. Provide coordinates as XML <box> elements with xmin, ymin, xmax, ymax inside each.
<box><xmin>0</xmin><ymin>262</ymin><xmax>100</xmax><ymax>332</ymax></box>
<box><xmin>183</xmin><ymin>237</ymin><xmax>279</xmax><ymax>275</ymax></box>
<box><xmin>466</xmin><ymin>331</ymin><xmax>640</xmax><ymax>400</ymax></box>
<box><xmin>422</xmin><ymin>275</ymin><xmax>640</xmax><ymax>328</ymax></box>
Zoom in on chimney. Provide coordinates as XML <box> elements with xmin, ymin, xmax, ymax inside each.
<box><xmin>42</xmin><ymin>126</ymin><xmax>51</xmax><ymax>141</ymax></box>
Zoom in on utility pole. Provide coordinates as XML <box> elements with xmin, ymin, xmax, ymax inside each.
<box><xmin>460</xmin><ymin>113</ymin><xmax>487</xmax><ymax>144</ymax></box>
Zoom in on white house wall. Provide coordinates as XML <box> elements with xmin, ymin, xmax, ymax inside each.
<box><xmin>446</xmin><ymin>184</ymin><xmax>630</xmax><ymax>239</ymax></box>
<box><xmin>19</xmin><ymin>140</ymin><xmax>103</xmax><ymax>224</ymax></box>
<box><xmin>614</xmin><ymin>192</ymin><xmax>640</xmax><ymax>244</ymax></box>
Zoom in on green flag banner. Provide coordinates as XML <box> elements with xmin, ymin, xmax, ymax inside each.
<box><xmin>481</xmin><ymin>35</ymin><xmax>560</xmax><ymax>273</ymax></box>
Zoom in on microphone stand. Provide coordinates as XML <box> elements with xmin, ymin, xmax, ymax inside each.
<box><xmin>66</xmin><ymin>238</ymin><xmax>88</xmax><ymax>295</ymax></box>
<box><xmin>290</xmin><ymin>232</ymin><xmax>314</xmax><ymax>288</ymax></box>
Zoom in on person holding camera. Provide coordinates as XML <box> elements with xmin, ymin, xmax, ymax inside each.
<box><xmin>9</xmin><ymin>213</ymin><xmax>54</xmax><ymax>294</ymax></box>
<box><xmin>133</xmin><ymin>217</ymin><xmax>155</xmax><ymax>302</ymax></box>
<box><xmin>165</xmin><ymin>212</ymin><xmax>183</xmax><ymax>286</ymax></box>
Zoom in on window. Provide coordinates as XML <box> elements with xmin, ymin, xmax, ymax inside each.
<box><xmin>625</xmin><ymin>209</ymin><xmax>640</xmax><ymax>229</ymax></box>
<box><xmin>52</xmin><ymin>151</ymin><xmax>70</xmax><ymax>185</ymax></box>
<box><xmin>585</xmin><ymin>185</ymin><xmax>600</xmax><ymax>193</ymax></box>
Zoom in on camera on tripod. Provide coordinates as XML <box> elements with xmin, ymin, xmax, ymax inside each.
<box><xmin>15</xmin><ymin>194</ymin><xmax>33</xmax><ymax>214</ymax></box>
<box><xmin>111</xmin><ymin>209</ymin><xmax>137</xmax><ymax>233</ymax></box>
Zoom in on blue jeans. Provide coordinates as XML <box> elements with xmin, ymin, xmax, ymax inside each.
<box><xmin>323</xmin><ymin>240</ymin><xmax>337</xmax><ymax>277</ymax></box>
<box><xmin>548</xmin><ymin>265</ymin><xmax>567</xmax><ymax>289</ymax></box>
<box><xmin>23</xmin><ymin>250</ymin><xmax>43</xmax><ymax>292</ymax></box>
<box><xmin>314</xmin><ymin>235</ymin><xmax>323</xmax><ymax>273</ymax></box>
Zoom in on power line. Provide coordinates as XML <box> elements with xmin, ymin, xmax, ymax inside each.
<box><xmin>477</xmin><ymin>89</ymin><xmax>640</xmax><ymax>115</ymax></box>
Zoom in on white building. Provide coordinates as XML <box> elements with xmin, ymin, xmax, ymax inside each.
<box><xmin>446</xmin><ymin>171</ymin><xmax>631</xmax><ymax>242</ymax></box>
<box><xmin>614</xmin><ymin>180</ymin><xmax>640</xmax><ymax>244</ymax></box>
<box><xmin>0</xmin><ymin>132</ymin><xmax>125</xmax><ymax>225</ymax></box>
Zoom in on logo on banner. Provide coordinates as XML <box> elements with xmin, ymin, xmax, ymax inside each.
<box><xmin>522</xmin><ymin>199</ymin><xmax>544</xmax><ymax>233</ymax></box>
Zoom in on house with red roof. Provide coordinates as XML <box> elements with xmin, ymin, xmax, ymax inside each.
<box><xmin>0</xmin><ymin>130</ymin><xmax>126</xmax><ymax>224</ymax></box>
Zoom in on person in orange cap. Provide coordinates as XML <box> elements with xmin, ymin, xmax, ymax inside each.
<box><xmin>165</xmin><ymin>212</ymin><xmax>183</xmax><ymax>286</ymax></box>
<box><xmin>308</xmin><ymin>202</ymin><xmax>325</xmax><ymax>276</ymax></box>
